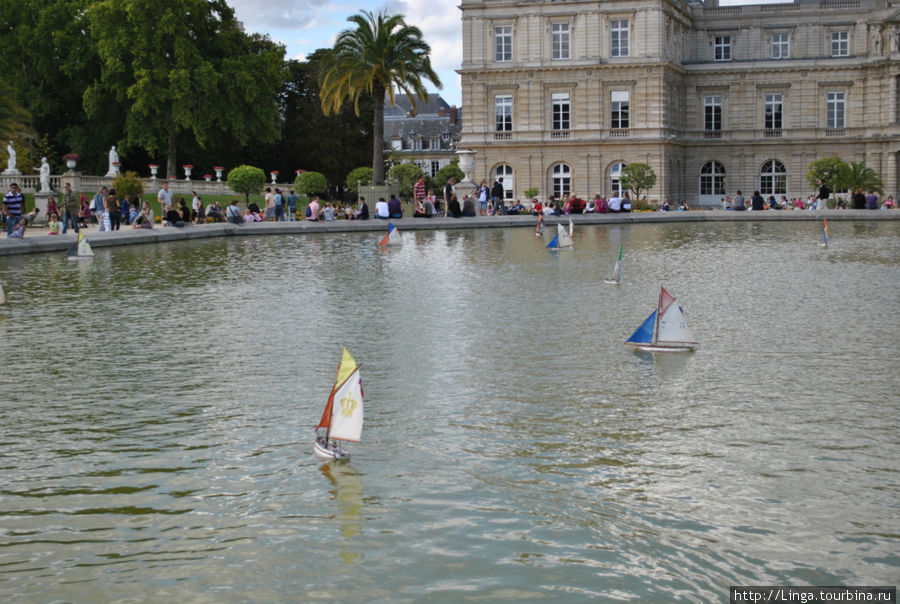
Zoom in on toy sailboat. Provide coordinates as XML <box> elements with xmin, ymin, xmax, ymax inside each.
<box><xmin>535</xmin><ymin>214</ymin><xmax>544</xmax><ymax>236</ymax></box>
<box><xmin>377</xmin><ymin>222</ymin><xmax>402</xmax><ymax>246</ymax></box>
<box><xmin>314</xmin><ymin>348</ymin><xmax>364</xmax><ymax>461</ymax></box>
<box><xmin>66</xmin><ymin>232</ymin><xmax>94</xmax><ymax>261</ymax></box>
<box><xmin>603</xmin><ymin>245</ymin><xmax>624</xmax><ymax>285</ymax></box>
<box><xmin>546</xmin><ymin>221</ymin><xmax>574</xmax><ymax>249</ymax></box>
<box><xmin>625</xmin><ymin>286</ymin><xmax>698</xmax><ymax>352</ymax></box>
<box><xmin>0</xmin><ymin>280</ymin><xmax>5</xmax><ymax>304</ymax></box>
<box><xmin>820</xmin><ymin>219</ymin><xmax>829</xmax><ymax>248</ymax></box>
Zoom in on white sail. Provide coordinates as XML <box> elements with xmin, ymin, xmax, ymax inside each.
<box><xmin>0</xmin><ymin>281</ymin><xmax>5</xmax><ymax>304</ymax></box>
<box><xmin>557</xmin><ymin>223</ymin><xmax>574</xmax><ymax>248</ymax></box>
<box><xmin>388</xmin><ymin>225</ymin><xmax>402</xmax><ymax>245</ymax></box>
<box><xmin>568</xmin><ymin>217</ymin><xmax>574</xmax><ymax>237</ymax></box>
<box><xmin>77</xmin><ymin>232</ymin><xmax>94</xmax><ymax>257</ymax></box>
<box><xmin>656</xmin><ymin>299</ymin><xmax>695</xmax><ymax>345</ymax></box>
<box><xmin>328</xmin><ymin>368</ymin><xmax>363</xmax><ymax>442</ymax></box>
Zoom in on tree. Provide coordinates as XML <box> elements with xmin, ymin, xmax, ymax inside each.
<box><xmin>389</xmin><ymin>163</ymin><xmax>424</xmax><ymax>199</ymax></box>
<box><xmin>112</xmin><ymin>171</ymin><xmax>144</xmax><ymax>200</ymax></box>
<box><xmin>0</xmin><ymin>88</ymin><xmax>32</xmax><ymax>144</ymax></box>
<box><xmin>523</xmin><ymin>187</ymin><xmax>540</xmax><ymax>200</ymax></box>
<box><xmin>295</xmin><ymin>171</ymin><xmax>328</xmax><ymax>198</ymax></box>
<box><xmin>86</xmin><ymin>0</ymin><xmax>284</xmax><ymax>178</ymax></box>
<box><xmin>228</xmin><ymin>165</ymin><xmax>266</xmax><ymax>204</ymax></box>
<box><xmin>807</xmin><ymin>157</ymin><xmax>847</xmax><ymax>193</ymax></box>
<box><xmin>320</xmin><ymin>10</ymin><xmax>441</xmax><ymax>185</ymax></box>
<box><xmin>837</xmin><ymin>161</ymin><xmax>883</xmax><ymax>196</ymax></box>
<box><xmin>620</xmin><ymin>163</ymin><xmax>656</xmax><ymax>201</ymax></box>
<box><xmin>434</xmin><ymin>162</ymin><xmax>464</xmax><ymax>190</ymax></box>
<box><xmin>345</xmin><ymin>166</ymin><xmax>374</xmax><ymax>192</ymax></box>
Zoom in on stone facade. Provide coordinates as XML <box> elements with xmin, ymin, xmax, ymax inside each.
<box><xmin>383</xmin><ymin>93</ymin><xmax>463</xmax><ymax>180</ymax></box>
<box><xmin>458</xmin><ymin>0</ymin><xmax>900</xmax><ymax>205</ymax></box>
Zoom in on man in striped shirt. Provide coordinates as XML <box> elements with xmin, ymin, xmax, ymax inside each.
<box><xmin>3</xmin><ymin>182</ymin><xmax>24</xmax><ymax>236</ymax></box>
<box><xmin>414</xmin><ymin>175</ymin><xmax>426</xmax><ymax>205</ymax></box>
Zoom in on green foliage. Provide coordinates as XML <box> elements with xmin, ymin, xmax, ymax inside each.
<box><xmin>345</xmin><ymin>166</ymin><xmax>374</xmax><ymax>192</ymax></box>
<box><xmin>388</xmin><ymin>162</ymin><xmax>424</xmax><ymax>199</ymax></box>
<box><xmin>620</xmin><ymin>163</ymin><xmax>656</xmax><ymax>200</ymax></box>
<box><xmin>227</xmin><ymin>165</ymin><xmax>266</xmax><ymax>203</ymax></box>
<box><xmin>523</xmin><ymin>187</ymin><xmax>539</xmax><ymax>199</ymax></box>
<box><xmin>837</xmin><ymin>161</ymin><xmax>883</xmax><ymax>195</ymax></box>
<box><xmin>112</xmin><ymin>170</ymin><xmax>145</xmax><ymax>200</ymax></box>
<box><xmin>319</xmin><ymin>10</ymin><xmax>442</xmax><ymax>184</ymax></box>
<box><xmin>86</xmin><ymin>0</ymin><xmax>284</xmax><ymax>176</ymax></box>
<box><xmin>807</xmin><ymin>157</ymin><xmax>847</xmax><ymax>192</ymax></box>
<box><xmin>434</xmin><ymin>163</ymin><xmax>464</xmax><ymax>190</ymax></box>
<box><xmin>0</xmin><ymin>88</ymin><xmax>32</xmax><ymax>143</ymax></box>
<box><xmin>294</xmin><ymin>171</ymin><xmax>328</xmax><ymax>197</ymax></box>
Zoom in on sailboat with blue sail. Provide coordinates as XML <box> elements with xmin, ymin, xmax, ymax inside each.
<box><xmin>546</xmin><ymin>219</ymin><xmax>574</xmax><ymax>249</ymax></box>
<box><xmin>625</xmin><ymin>286</ymin><xmax>697</xmax><ymax>352</ymax></box>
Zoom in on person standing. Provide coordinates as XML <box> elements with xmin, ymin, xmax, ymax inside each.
<box><xmin>273</xmin><ymin>188</ymin><xmax>284</xmax><ymax>221</ymax></box>
<box><xmin>491</xmin><ymin>177</ymin><xmax>505</xmax><ymax>215</ymax></box>
<box><xmin>286</xmin><ymin>189</ymin><xmax>298</xmax><ymax>221</ymax></box>
<box><xmin>157</xmin><ymin>182</ymin><xmax>173</xmax><ymax>218</ymax></box>
<box><xmin>263</xmin><ymin>187</ymin><xmax>275</xmax><ymax>221</ymax></box>
<box><xmin>107</xmin><ymin>188</ymin><xmax>121</xmax><ymax>230</ymax></box>
<box><xmin>3</xmin><ymin>182</ymin><xmax>24</xmax><ymax>236</ymax></box>
<box><xmin>815</xmin><ymin>180</ymin><xmax>830</xmax><ymax>210</ymax></box>
<box><xmin>414</xmin><ymin>175</ymin><xmax>426</xmax><ymax>206</ymax></box>
<box><xmin>91</xmin><ymin>187</ymin><xmax>107</xmax><ymax>225</ymax></box>
<box><xmin>443</xmin><ymin>177</ymin><xmax>455</xmax><ymax>217</ymax></box>
<box><xmin>61</xmin><ymin>182</ymin><xmax>80</xmax><ymax>234</ymax></box>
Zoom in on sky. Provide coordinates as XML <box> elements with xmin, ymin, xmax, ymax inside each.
<box><xmin>229</xmin><ymin>0</ymin><xmax>463</xmax><ymax>107</ymax></box>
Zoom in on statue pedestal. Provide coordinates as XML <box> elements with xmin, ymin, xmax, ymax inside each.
<box><xmin>2</xmin><ymin>169</ymin><xmax>21</xmax><ymax>176</ymax></box>
<box><xmin>33</xmin><ymin>192</ymin><xmax>51</xmax><ymax>215</ymax></box>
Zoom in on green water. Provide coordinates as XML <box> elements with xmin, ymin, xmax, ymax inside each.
<box><xmin>0</xmin><ymin>221</ymin><xmax>897</xmax><ymax>602</ymax></box>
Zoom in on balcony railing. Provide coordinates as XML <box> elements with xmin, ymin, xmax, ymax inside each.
<box><xmin>493</xmin><ymin>132</ymin><xmax>512</xmax><ymax>140</ymax></box>
<box><xmin>550</xmin><ymin>130</ymin><xmax>570</xmax><ymax>139</ymax></box>
<box><xmin>704</xmin><ymin>131</ymin><xmax>722</xmax><ymax>139</ymax></box>
<box><xmin>825</xmin><ymin>129</ymin><xmax>845</xmax><ymax>136</ymax></box>
<box><xmin>764</xmin><ymin>129</ymin><xmax>783</xmax><ymax>138</ymax></box>
<box><xmin>609</xmin><ymin>129</ymin><xmax>630</xmax><ymax>138</ymax></box>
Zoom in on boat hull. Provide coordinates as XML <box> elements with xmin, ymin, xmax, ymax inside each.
<box><xmin>626</xmin><ymin>343</ymin><xmax>696</xmax><ymax>353</ymax></box>
<box><xmin>603</xmin><ymin>279</ymin><xmax>621</xmax><ymax>285</ymax></box>
<box><xmin>314</xmin><ymin>436</ymin><xmax>350</xmax><ymax>460</ymax></box>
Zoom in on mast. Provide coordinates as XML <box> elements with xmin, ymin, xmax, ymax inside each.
<box><xmin>652</xmin><ymin>286</ymin><xmax>663</xmax><ymax>345</ymax></box>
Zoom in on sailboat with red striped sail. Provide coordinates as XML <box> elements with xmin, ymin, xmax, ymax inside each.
<box><xmin>625</xmin><ymin>286</ymin><xmax>698</xmax><ymax>352</ymax></box>
<box><xmin>314</xmin><ymin>348</ymin><xmax>364</xmax><ymax>460</ymax></box>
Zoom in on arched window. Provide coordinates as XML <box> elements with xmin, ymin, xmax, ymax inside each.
<box><xmin>699</xmin><ymin>161</ymin><xmax>726</xmax><ymax>195</ymax></box>
<box><xmin>610</xmin><ymin>162</ymin><xmax>627</xmax><ymax>196</ymax></box>
<box><xmin>495</xmin><ymin>164</ymin><xmax>514</xmax><ymax>200</ymax></box>
<box><xmin>759</xmin><ymin>160</ymin><xmax>786</xmax><ymax>195</ymax></box>
<box><xmin>551</xmin><ymin>163</ymin><xmax>571</xmax><ymax>198</ymax></box>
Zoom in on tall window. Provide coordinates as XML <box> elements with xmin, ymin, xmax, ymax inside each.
<box><xmin>496</xmin><ymin>164</ymin><xmax>514</xmax><ymax>199</ymax></box>
<box><xmin>610</xmin><ymin>162</ymin><xmax>626</xmax><ymax>196</ymax></box>
<box><xmin>551</xmin><ymin>23</ymin><xmax>570</xmax><ymax>60</ymax></box>
<box><xmin>552</xmin><ymin>93</ymin><xmax>570</xmax><ymax>130</ymax></box>
<box><xmin>610</xmin><ymin>20</ymin><xmax>629</xmax><ymax>58</ymax></box>
<box><xmin>611</xmin><ymin>91</ymin><xmax>629</xmax><ymax>129</ymax></box>
<box><xmin>412</xmin><ymin>138</ymin><xmax>421</xmax><ymax>151</ymax></box>
<box><xmin>714</xmin><ymin>36</ymin><xmax>731</xmax><ymax>61</ymax></box>
<box><xmin>704</xmin><ymin>95</ymin><xmax>722</xmax><ymax>131</ymax></box>
<box><xmin>771</xmin><ymin>33</ymin><xmax>790</xmax><ymax>59</ymax></box>
<box><xmin>760</xmin><ymin>160</ymin><xmax>786</xmax><ymax>195</ymax></box>
<box><xmin>552</xmin><ymin>164</ymin><xmax>571</xmax><ymax>198</ymax></box>
<box><xmin>495</xmin><ymin>95</ymin><xmax>512</xmax><ymax>132</ymax></box>
<box><xmin>764</xmin><ymin>94</ymin><xmax>783</xmax><ymax>130</ymax></box>
<box><xmin>495</xmin><ymin>26</ymin><xmax>512</xmax><ymax>62</ymax></box>
<box><xmin>431</xmin><ymin>161</ymin><xmax>441</xmax><ymax>178</ymax></box>
<box><xmin>831</xmin><ymin>31</ymin><xmax>849</xmax><ymax>57</ymax></box>
<box><xmin>826</xmin><ymin>92</ymin><xmax>845</xmax><ymax>128</ymax></box>
<box><xmin>700</xmin><ymin>162</ymin><xmax>726</xmax><ymax>196</ymax></box>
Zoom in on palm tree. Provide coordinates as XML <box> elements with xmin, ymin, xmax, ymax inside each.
<box><xmin>838</xmin><ymin>161</ymin><xmax>884</xmax><ymax>196</ymax></box>
<box><xmin>320</xmin><ymin>11</ymin><xmax>441</xmax><ymax>185</ymax></box>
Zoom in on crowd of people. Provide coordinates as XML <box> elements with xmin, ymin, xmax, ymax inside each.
<box><xmin>3</xmin><ymin>176</ymin><xmax>897</xmax><ymax>239</ymax></box>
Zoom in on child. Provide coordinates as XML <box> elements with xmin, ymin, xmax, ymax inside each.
<box><xmin>48</xmin><ymin>213</ymin><xmax>60</xmax><ymax>235</ymax></box>
<box><xmin>8</xmin><ymin>218</ymin><xmax>26</xmax><ymax>238</ymax></box>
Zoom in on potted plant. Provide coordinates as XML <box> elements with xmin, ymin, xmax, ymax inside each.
<box><xmin>63</xmin><ymin>153</ymin><xmax>81</xmax><ymax>170</ymax></box>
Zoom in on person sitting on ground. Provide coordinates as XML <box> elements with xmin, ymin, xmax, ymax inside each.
<box><xmin>621</xmin><ymin>194</ymin><xmax>632</xmax><ymax>212</ymax></box>
<box><xmin>585</xmin><ymin>199</ymin><xmax>596</xmax><ymax>213</ymax></box>
<box><xmin>79</xmin><ymin>196</ymin><xmax>92</xmax><ymax>227</ymax></box>
<box><xmin>207</xmin><ymin>201</ymin><xmax>223</xmax><ymax>222</ymax></box>
<box><xmin>388</xmin><ymin>195</ymin><xmax>403</xmax><ymax>219</ymax></box>
<box><xmin>530</xmin><ymin>199</ymin><xmax>543</xmax><ymax>216</ymax></box>
<box><xmin>375</xmin><ymin>197</ymin><xmax>390</xmax><ymax>219</ymax></box>
<box><xmin>178</xmin><ymin>198</ymin><xmax>191</xmax><ymax>223</ymax></box>
<box><xmin>596</xmin><ymin>196</ymin><xmax>609</xmax><ymax>213</ymax></box>
<box><xmin>163</xmin><ymin>204</ymin><xmax>184</xmax><ymax>227</ymax></box>
<box><xmin>461</xmin><ymin>195</ymin><xmax>476</xmax><ymax>217</ymax></box>
<box><xmin>248</xmin><ymin>202</ymin><xmax>261</xmax><ymax>214</ymax></box>
<box><xmin>882</xmin><ymin>195</ymin><xmax>895</xmax><ymax>209</ymax></box>
<box><xmin>507</xmin><ymin>200</ymin><xmax>525</xmax><ymax>215</ymax></box>
<box><xmin>679</xmin><ymin>201</ymin><xmax>689</xmax><ymax>211</ymax></box>
<box><xmin>48</xmin><ymin>213</ymin><xmax>60</xmax><ymax>235</ymax></box>
<box><xmin>660</xmin><ymin>198</ymin><xmax>671</xmax><ymax>212</ymax></box>
<box><xmin>22</xmin><ymin>207</ymin><xmax>40</xmax><ymax>225</ymax></box>
<box><xmin>306</xmin><ymin>196</ymin><xmax>320</xmax><ymax>222</ymax></box>
<box><xmin>133</xmin><ymin>202</ymin><xmax>153</xmax><ymax>229</ymax></box>
<box><xmin>226</xmin><ymin>200</ymin><xmax>242</xmax><ymax>225</ymax></box>
<box><xmin>354</xmin><ymin>197</ymin><xmax>370</xmax><ymax>220</ymax></box>
<box><xmin>8</xmin><ymin>217</ymin><xmax>26</xmax><ymax>238</ymax></box>
<box><xmin>413</xmin><ymin>196</ymin><xmax>432</xmax><ymax>218</ymax></box>
<box><xmin>448</xmin><ymin>194</ymin><xmax>462</xmax><ymax>218</ymax></box>
<box><xmin>322</xmin><ymin>202</ymin><xmax>335</xmax><ymax>221</ymax></box>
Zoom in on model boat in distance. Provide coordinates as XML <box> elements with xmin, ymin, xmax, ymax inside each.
<box><xmin>535</xmin><ymin>214</ymin><xmax>544</xmax><ymax>236</ymax></box>
<box><xmin>66</xmin><ymin>232</ymin><xmax>94</xmax><ymax>261</ymax></box>
<box><xmin>625</xmin><ymin>286</ymin><xmax>698</xmax><ymax>352</ymax></box>
<box><xmin>603</xmin><ymin>245</ymin><xmax>624</xmax><ymax>285</ymax></box>
<box><xmin>378</xmin><ymin>222</ymin><xmax>402</xmax><ymax>246</ymax></box>
<box><xmin>820</xmin><ymin>219</ymin><xmax>829</xmax><ymax>248</ymax></box>
<box><xmin>314</xmin><ymin>348</ymin><xmax>364</xmax><ymax>461</ymax></box>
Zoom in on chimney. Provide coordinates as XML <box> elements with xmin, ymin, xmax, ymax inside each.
<box><xmin>438</xmin><ymin>107</ymin><xmax>446</xmax><ymax>118</ymax></box>
<box><xmin>449</xmin><ymin>105</ymin><xmax>458</xmax><ymax>125</ymax></box>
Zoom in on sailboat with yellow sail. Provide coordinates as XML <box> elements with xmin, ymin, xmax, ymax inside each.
<box><xmin>314</xmin><ymin>348</ymin><xmax>364</xmax><ymax>460</ymax></box>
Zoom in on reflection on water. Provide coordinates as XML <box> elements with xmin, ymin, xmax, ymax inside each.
<box><xmin>0</xmin><ymin>221</ymin><xmax>897</xmax><ymax>602</ymax></box>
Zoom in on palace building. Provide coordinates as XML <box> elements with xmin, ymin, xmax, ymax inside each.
<box><xmin>457</xmin><ymin>0</ymin><xmax>900</xmax><ymax>205</ymax></box>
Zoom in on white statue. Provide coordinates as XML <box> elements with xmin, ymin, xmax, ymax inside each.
<box><xmin>39</xmin><ymin>157</ymin><xmax>51</xmax><ymax>193</ymax></box>
<box><xmin>107</xmin><ymin>145</ymin><xmax>119</xmax><ymax>176</ymax></box>
<box><xmin>6</xmin><ymin>141</ymin><xmax>16</xmax><ymax>172</ymax></box>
